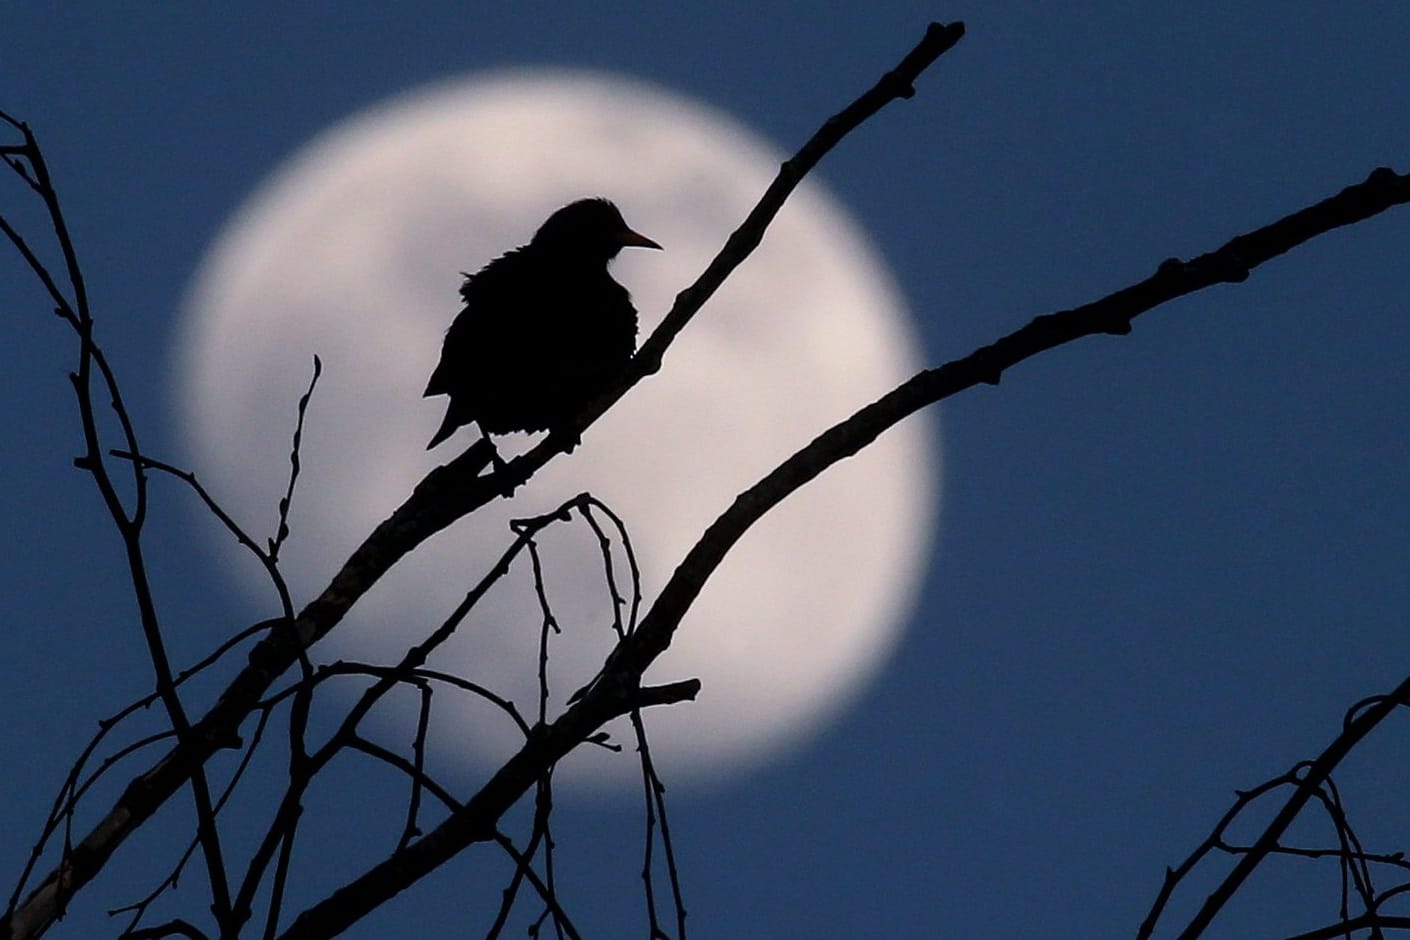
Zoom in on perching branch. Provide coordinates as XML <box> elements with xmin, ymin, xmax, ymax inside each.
<box><xmin>625</xmin><ymin>20</ymin><xmax>967</xmax><ymax>381</ymax></box>
<box><xmin>2</xmin><ymin>22</ymin><xmax>967</xmax><ymax>938</ymax></box>
<box><xmin>275</xmin><ymin>162</ymin><xmax>1409</xmax><ymax>940</ymax></box>
<box><xmin>6</xmin><ymin>17</ymin><xmax>1410</xmax><ymax>940</ymax></box>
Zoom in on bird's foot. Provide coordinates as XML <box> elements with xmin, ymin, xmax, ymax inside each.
<box><xmin>471</xmin><ymin>435</ymin><xmax>518</xmax><ymax>497</ymax></box>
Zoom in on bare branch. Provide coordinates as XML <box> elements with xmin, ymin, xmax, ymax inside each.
<box><xmin>343</xmin><ymin>737</ymin><xmax>462</xmax><ymax>814</ymax></box>
<box><xmin>120</xmin><ymin>919</ymin><xmax>212</xmax><ymax>940</ymax></box>
<box><xmin>1280</xmin><ymin>913</ymin><xmax>1410</xmax><ymax>940</ymax></box>
<box><xmin>626</xmin><ymin>20</ymin><xmax>966</xmax><ymax>380</ymax></box>
<box><xmin>6</xmin><ymin>18</ymin><xmax>1409</xmax><ymax>940</ymax></box>
<box><xmin>489</xmin><ymin>830</ymin><xmax>582</xmax><ymax>940</ymax></box>
<box><xmin>4</xmin><ymin>25</ymin><xmax>970</xmax><ymax>935</ymax></box>
<box><xmin>269</xmin><ymin>355</ymin><xmax>322</xmax><ymax>563</ymax></box>
<box><xmin>277</xmin><ymin>162</ymin><xmax>1410</xmax><ymax>940</ymax></box>
<box><xmin>1169</xmin><ymin>666</ymin><xmax>1410</xmax><ymax>939</ymax></box>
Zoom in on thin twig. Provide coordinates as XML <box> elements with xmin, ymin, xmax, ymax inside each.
<box><xmin>1170</xmin><ymin>669</ymin><xmax>1410</xmax><ymax>939</ymax></box>
<box><xmin>120</xmin><ymin>918</ymin><xmax>213</xmax><ymax>940</ymax></box>
<box><xmin>4</xmin><ymin>115</ymin><xmax>241</xmax><ymax>926</ymax></box>
<box><xmin>278</xmin><ymin>158</ymin><xmax>1410</xmax><ymax>940</ymax></box>
<box><xmin>344</xmin><ymin>737</ymin><xmax>462</xmax><ymax>813</ymax></box>
<box><xmin>270</xmin><ymin>355</ymin><xmax>322</xmax><ymax>562</ymax></box>
<box><xmin>112</xmin><ymin>451</ymin><xmax>297</xmax><ymax>623</ymax></box>
<box><xmin>4</xmin><ymin>26</ymin><xmax>969</xmax><ymax>933</ymax></box>
<box><xmin>397</xmin><ymin>681</ymin><xmax>435</xmax><ymax>851</ymax></box>
<box><xmin>490</xmin><ymin>830</ymin><xmax>582</xmax><ymax>940</ymax></box>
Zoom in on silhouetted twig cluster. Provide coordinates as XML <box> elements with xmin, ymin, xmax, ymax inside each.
<box><xmin>0</xmin><ymin>110</ymin><xmax>690</xmax><ymax>940</ymax></box>
<box><xmin>5</xmin><ymin>16</ymin><xmax>1410</xmax><ymax>940</ymax></box>
<box><xmin>1138</xmin><ymin>685</ymin><xmax>1410</xmax><ymax>940</ymax></box>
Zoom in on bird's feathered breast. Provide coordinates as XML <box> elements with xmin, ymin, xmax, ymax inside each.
<box><xmin>423</xmin><ymin>243</ymin><xmax>638</xmax><ymax>433</ymax></box>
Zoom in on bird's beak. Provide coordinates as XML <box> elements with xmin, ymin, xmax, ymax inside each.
<box><xmin>620</xmin><ymin>227</ymin><xmax>663</xmax><ymax>250</ymax></box>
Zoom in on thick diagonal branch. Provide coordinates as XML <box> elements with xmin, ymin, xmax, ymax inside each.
<box><xmin>277</xmin><ymin>165</ymin><xmax>1410</xmax><ymax>940</ymax></box>
<box><xmin>3</xmin><ymin>21</ymin><xmax>965</xmax><ymax>940</ymax></box>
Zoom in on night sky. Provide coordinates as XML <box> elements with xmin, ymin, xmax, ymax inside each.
<box><xmin>4</xmin><ymin>5</ymin><xmax>1410</xmax><ymax>939</ymax></box>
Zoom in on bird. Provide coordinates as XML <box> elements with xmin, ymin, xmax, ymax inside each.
<box><xmin>424</xmin><ymin>198</ymin><xmax>662</xmax><ymax>451</ymax></box>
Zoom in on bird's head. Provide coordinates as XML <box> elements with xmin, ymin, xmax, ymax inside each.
<box><xmin>532</xmin><ymin>197</ymin><xmax>662</xmax><ymax>262</ymax></box>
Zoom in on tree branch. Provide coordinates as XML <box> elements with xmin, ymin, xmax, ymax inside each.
<box><xmin>276</xmin><ymin>162</ymin><xmax>1409</xmax><ymax>940</ymax></box>
<box><xmin>3</xmin><ymin>22</ymin><xmax>967</xmax><ymax>938</ymax></box>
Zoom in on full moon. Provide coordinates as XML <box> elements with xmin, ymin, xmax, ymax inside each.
<box><xmin>177</xmin><ymin>71</ymin><xmax>939</xmax><ymax>789</ymax></box>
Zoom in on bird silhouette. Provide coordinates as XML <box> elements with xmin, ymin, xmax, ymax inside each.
<box><xmin>424</xmin><ymin>198</ymin><xmax>661</xmax><ymax>450</ymax></box>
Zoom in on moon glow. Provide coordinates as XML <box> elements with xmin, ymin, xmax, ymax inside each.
<box><xmin>177</xmin><ymin>71</ymin><xmax>939</xmax><ymax>788</ymax></box>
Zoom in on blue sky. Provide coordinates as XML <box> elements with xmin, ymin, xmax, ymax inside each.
<box><xmin>4</xmin><ymin>4</ymin><xmax>1410</xmax><ymax>938</ymax></box>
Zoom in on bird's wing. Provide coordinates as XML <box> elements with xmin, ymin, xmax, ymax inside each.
<box><xmin>423</xmin><ymin>248</ymin><xmax>530</xmax><ymax>398</ymax></box>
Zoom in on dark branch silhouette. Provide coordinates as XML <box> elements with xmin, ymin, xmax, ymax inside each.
<box><xmin>5</xmin><ymin>15</ymin><xmax>1410</xmax><ymax>940</ymax></box>
<box><xmin>1</xmin><ymin>25</ymin><xmax>968</xmax><ymax>937</ymax></box>
<box><xmin>275</xmin><ymin>160</ymin><xmax>1410</xmax><ymax>940</ymax></box>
